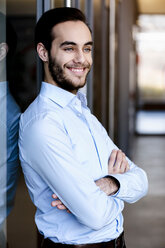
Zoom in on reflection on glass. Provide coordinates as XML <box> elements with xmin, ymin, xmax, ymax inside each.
<box><xmin>5</xmin><ymin>1</ymin><xmax>37</xmax><ymax>246</ymax></box>
<box><xmin>0</xmin><ymin>11</ymin><xmax>21</xmax><ymax>247</ymax></box>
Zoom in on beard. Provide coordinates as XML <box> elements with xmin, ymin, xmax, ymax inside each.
<box><xmin>48</xmin><ymin>55</ymin><xmax>91</xmax><ymax>92</ymax></box>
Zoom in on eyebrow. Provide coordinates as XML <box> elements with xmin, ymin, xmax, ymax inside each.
<box><xmin>60</xmin><ymin>41</ymin><xmax>93</xmax><ymax>47</ymax></box>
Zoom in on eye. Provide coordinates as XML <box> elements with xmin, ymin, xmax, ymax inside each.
<box><xmin>84</xmin><ymin>47</ymin><xmax>92</xmax><ymax>53</ymax></box>
<box><xmin>64</xmin><ymin>47</ymin><xmax>74</xmax><ymax>52</ymax></box>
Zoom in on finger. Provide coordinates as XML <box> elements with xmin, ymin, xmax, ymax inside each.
<box><xmin>120</xmin><ymin>155</ymin><xmax>130</xmax><ymax>173</ymax></box>
<box><xmin>113</xmin><ymin>150</ymin><xmax>123</xmax><ymax>170</ymax></box>
<box><xmin>108</xmin><ymin>149</ymin><xmax>118</xmax><ymax>172</ymax></box>
<box><xmin>52</xmin><ymin>193</ymin><xmax>58</xmax><ymax>199</ymax></box>
<box><xmin>120</xmin><ymin>160</ymin><xmax>128</xmax><ymax>173</ymax></box>
<box><xmin>51</xmin><ymin>199</ymin><xmax>62</xmax><ymax>207</ymax></box>
<box><xmin>125</xmin><ymin>162</ymin><xmax>130</xmax><ymax>172</ymax></box>
<box><xmin>57</xmin><ymin>204</ymin><xmax>67</xmax><ymax>210</ymax></box>
<box><xmin>121</xmin><ymin>153</ymin><xmax>129</xmax><ymax>171</ymax></box>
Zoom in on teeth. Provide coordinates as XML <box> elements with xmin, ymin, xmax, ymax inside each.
<box><xmin>70</xmin><ymin>68</ymin><xmax>84</xmax><ymax>72</ymax></box>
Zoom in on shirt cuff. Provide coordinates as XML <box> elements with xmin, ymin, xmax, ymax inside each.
<box><xmin>104</xmin><ymin>175</ymin><xmax>121</xmax><ymax>196</ymax></box>
<box><xmin>109</xmin><ymin>173</ymin><xmax>128</xmax><ymax>198</ymax></box>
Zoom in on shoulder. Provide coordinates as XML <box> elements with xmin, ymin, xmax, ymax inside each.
<box><xmin>19</xmin><ymin>96</ymin><xmax>64</xmax><ymax>136</ymax></box>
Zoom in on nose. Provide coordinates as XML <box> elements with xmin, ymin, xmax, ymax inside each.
<box><xmin>73</xmin><ymin>50</ymin><xmax>85</xmax><ymax>64</ymax></box>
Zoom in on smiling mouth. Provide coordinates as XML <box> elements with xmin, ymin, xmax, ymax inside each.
<box><xmin>72</xmin><ymin>68</ymin><xmax>84</xmax><ymax>72</ymax></box>
<box><xmin>67</xmin><ymin>67</ymin><xmax>87</xmax><ymax>75</ymax></box>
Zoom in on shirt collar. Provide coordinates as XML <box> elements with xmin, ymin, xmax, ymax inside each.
<box><xmin>77</xmin><ymin>91</ymin><xmax>88</xmax><ymax>108</ymax></box>
<box><xmin>40</xmin><ymin>82</ymin><xmax>87</xmax><ymax>108</ymax></box>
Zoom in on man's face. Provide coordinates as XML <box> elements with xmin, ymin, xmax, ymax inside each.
<box><xmin>48</xmin><ymin>21</ymin><xmax>93</xmax><ymax>93</ymax></box>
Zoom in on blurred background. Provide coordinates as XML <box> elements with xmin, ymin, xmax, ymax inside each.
<box><xmin>1</xmin><ymin>0</ymin><xmax>165</xmax><ymax>247</ymax></box>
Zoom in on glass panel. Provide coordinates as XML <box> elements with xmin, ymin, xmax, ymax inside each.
<box><xmin>5</xmin><ymin>0</ymin><xmax>37</xmax><ymax>247</ymax></box>
<box><xmin>0</xmin><ymin>2</ymin><xmax>7</xmax><ymax>247</ymax></box>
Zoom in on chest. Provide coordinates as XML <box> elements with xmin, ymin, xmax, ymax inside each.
<box><xmin>63</xmin><ymin>110</ymin><xmax>109</xmax><ymax>179</ymax></box>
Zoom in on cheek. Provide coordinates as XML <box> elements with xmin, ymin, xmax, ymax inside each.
<box><xmin>57</xmin><ymin>53</ymin><xmax>74</xmax><ymax>67</ymax></box>
<box><xmin>86</xmin><ymin>54</ymin><xmax>93</xmax><ymax>64</ymax></box>
<box><xmin>88</xmin><ymin>57</ymin><xmax>93</xmax><ymax>66</ymax></box>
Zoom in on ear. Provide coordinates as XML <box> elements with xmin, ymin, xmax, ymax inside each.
<box><xmin>0</xmin><ymin>43</ymin><xmax>8</xmax><ymax>62</ymax></box>
<box><xmin>37</xmin><ymin>43</ymin><xmax>49</xmax><ymax>62</ymax></box>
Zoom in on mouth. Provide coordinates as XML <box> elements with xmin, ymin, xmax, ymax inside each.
<box><xmin>67</xmin><ymin>67</ymin><xmax>86</xmax><ymax>74</ymax></box>
<box><xmin>66</xmin><ymin>65</ymin><xmax>89</xmax><ymax>76</ymax></box>
<box><xmin>69</xmin><ymin>68</ymin><xmax>84</xmax><ymax>72</ymax></box>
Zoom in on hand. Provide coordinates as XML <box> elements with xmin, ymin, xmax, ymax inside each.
<box><xmin>95</xmin><ymin>177</ymin><xmax>119</xmax><ymax>196</ymax></box>
<box><xmin>51</xmin><ymin>194</ymin><xmax>70</xmax><ymax>213</ymax></box>
<box><xmin>108</xmin><ymin>149</ymin><xmax>129</xmax><ymax>174</ymax></box>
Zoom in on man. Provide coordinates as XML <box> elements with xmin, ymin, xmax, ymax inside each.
<box><xmin>19</xmin><ymin>7</ymin><xmax>148</xmax><ymax>248</ymax></box>
<box><xmin>0</xmin><ymin>12</ymin><xmax>20</xmax><ymax>247</ymax></box>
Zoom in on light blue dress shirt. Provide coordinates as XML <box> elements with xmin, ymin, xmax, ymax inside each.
<box><xmin>19</xmin><ymin>82</ymin><xmax>148</xmax><ymax>244</ymax></box>
<box><xmin>0</xmin><ymin>82</ymin><xmax>20</xmax><ymax>246</ymax></box>
<box><xmin>6</xmin><ymin>83</ymin><xmax>20</xmax><ymax>215</ymax></box>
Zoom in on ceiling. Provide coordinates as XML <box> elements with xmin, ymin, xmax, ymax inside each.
<box><xmin>137</xmin><ymin>0</ymin><xmax>165</xmax><ymax>15</ymax></box>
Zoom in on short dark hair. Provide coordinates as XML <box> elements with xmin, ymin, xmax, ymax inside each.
<box><xmin>35</xmin><ymin>7</ymin><xmax>90</xmax><ymax>53</ymax></box>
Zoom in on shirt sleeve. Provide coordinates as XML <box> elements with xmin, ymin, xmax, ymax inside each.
<box><xmin>96</xmin><ymin>117</ymin><xmax>148</xmax><ymax>203</ymax></box>
<box><xmin>19</xmin><ymin>112</ymin><xmax>124</xmax><ymax>231</ymax></box>
<box><xmin>111</xmin><ymin>159</ymin><xmax>148</xmax><ymax>203</ymax></box>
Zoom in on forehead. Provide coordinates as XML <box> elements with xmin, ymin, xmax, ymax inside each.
<box><xmin>51</xmin><ymin>21</ymin><xmax>92</xmax><ymax>44</ymax></box>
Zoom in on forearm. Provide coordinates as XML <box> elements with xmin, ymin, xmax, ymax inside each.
<box><xmin>111</xmin><ymin>161</ymin><xmax>148</xmax><ymax>203</ymax></box>
<box><xmin>95</xmin><ymin>176</ymin><xmax>120</xmax><ymax>196</ymax></box>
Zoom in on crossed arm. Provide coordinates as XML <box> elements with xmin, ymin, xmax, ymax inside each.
<box><xmin>51</xmin><ymin>149</ymin><xmax>129</xmax><ymax>210</ymax></box>
<box><xmin>20</xmin><ymin>114</ymin><xmax>148</xmax><ymax>230</ymax></box>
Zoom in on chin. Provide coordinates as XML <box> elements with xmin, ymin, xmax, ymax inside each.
<box><xmin>74</xmin><ymin>82</ymin><xmax>86</xmax><ymax>89</ymax></box>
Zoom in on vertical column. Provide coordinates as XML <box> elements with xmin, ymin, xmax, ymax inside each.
<box><xmin>36</xmin><ymin>0</ymin><xmax>43</xmax><ymax>21</ymax></box>
<box><xmin>37</xmin><ymin>0</ymin><xmax>51</xmax><ymax>19</ymax></box>
<box><xmin>85</xmin><ymin>0</ymin><xmax>94</xmax><ymax>112</ymax></box>
<box><xmin>44</xmin><ymin>0</ymin><xmax>51</xmax><ymax>11</ymax></box>
<box><xmin>74</xmin><ymin>0</ymin><xmax>80</xmax><ymax>9</ymax></box>
<box><xmin>36</xmin><ymin>0</ymin><xmax>51</xmax><ymax>91</ymax></box>
<box><xmin>116</xmin><ymin>0</ymin><xmax>136</xmax><ymax>154</ymax></box>
<box><xmin>64</xmin><ymin>0</ymin><xmax>72</xmax><ymax>7</ymax></box>
<box><xmin>51</xmin><ymin>0</ymin><xmax>55</xmax><ymax>8</ymax></box>
<box><xmin>0</xmin><ymin>0</ymin><xmax>5</xmax><ymax>13</ymax></box>
<box><xmin>36</xmin><ymin>0</ymin><xmax>44</xmax><ymax>90</ymax></box>
<box><xmin>36</xmin><ymin>1</ymin><xmax>51</xmax><ymax>247</ymax></box>
<box><xmin>109</xmin><ymin>0</ymin><xmax>116</xmax><ymax>140</ymax></box>
<box><xmin>101</xmin><ymin>0</ymin><xmax>108</xmax><ymax>128</ymax></box>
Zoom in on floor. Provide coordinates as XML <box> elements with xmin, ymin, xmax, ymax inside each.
<box><xmin>124</xmin><ymin>135</ymin><xmax>165</xmax><ymax>248</ymax></box>
<box><xmin>7</xmin><ymin>173</ymin><xmax>37</xmax><ymax>248</ymax></box>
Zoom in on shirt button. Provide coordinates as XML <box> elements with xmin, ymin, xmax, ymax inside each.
<box><xmin>77</xmin><ymin>113</ymin><xmax>81</xmax><ymax>117</ymax></box>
